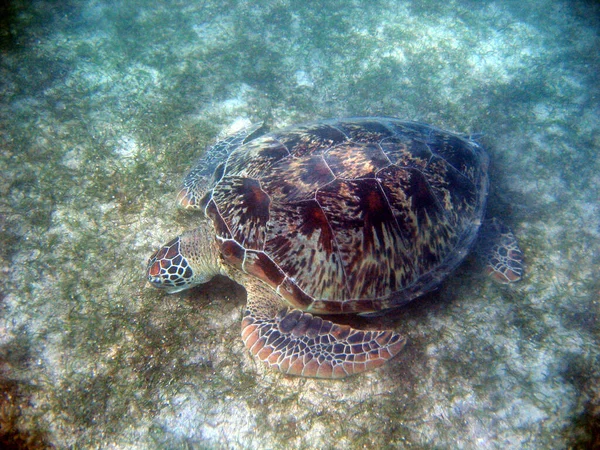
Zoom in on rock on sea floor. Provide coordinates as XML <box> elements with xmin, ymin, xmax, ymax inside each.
<box><xmin>1</xmin><ymin>0</ymin><xmax>599</xmax><ymax>448</ymax></box>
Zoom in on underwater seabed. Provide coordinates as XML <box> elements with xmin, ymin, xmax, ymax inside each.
<box><xmin>1</xmin><ymin>0</ymin><xmax>599</xmax><ymax>448</ymax></box>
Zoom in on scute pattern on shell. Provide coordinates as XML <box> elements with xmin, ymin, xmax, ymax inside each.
<box><xmin>202</xmin><ymin>118</ymin><xmax>488</xmax><ymax>314</ymax></box>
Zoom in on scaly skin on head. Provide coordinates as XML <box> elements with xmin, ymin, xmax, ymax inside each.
<box><xmin>147</xmin><ymin>219</ymin><xmax>222</xmax><ymax>293</ymax></box>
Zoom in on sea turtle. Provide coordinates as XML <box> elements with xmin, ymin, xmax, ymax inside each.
<box><xmin>147</xmin><ymin>117</ymin><xmax>523</xmax><ymax>379</ymax></box>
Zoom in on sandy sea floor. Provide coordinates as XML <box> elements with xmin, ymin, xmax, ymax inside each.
<box><xmin>1</xmin><ymin>0</ymin><xmax>599</xmax><ymax>448</ymax></box>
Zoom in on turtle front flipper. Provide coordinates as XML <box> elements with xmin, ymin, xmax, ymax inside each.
<box><xmin>478</xmin><ymin>218</ymin><xmax>524</xmax><ymax>284</ymax></box>
<box><xmin>240</xmin><ymin>278</ymin><xmax>406</xmax><ymax>379</ymax></box>
<box><xmin>177</xmin><ymin>122</ymin><xmax>264</xmax><ymax>210</ymax></box>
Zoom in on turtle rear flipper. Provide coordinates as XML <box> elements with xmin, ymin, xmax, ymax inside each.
<box><xmin>241</xmin><ymin>277</ymin><xmax>406</xmax><ymax>379</ymax></box>
<box><xmin>477</xmin><ymin>218</ymin><xmax>524</xmax><ymax>284</ymax></box>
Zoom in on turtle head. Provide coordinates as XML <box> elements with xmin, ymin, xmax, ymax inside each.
<box><xmin>147</xmin><ymin>227</ymin><xmax>221</xmax><ymax>293</ymax></box>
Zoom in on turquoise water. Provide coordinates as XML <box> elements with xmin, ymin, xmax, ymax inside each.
<box><xmin>1</xmin><ymin>0</ymin><xmax>599</xmax><ymax>448</ymax></box>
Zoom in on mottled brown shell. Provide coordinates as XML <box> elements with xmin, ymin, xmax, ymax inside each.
<box><xmin>201</xmin><ymin>118</ymin><xmax>489</xmax><ymax>314</ymax></box>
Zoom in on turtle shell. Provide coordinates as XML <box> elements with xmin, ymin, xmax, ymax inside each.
<box><xmin>201</xmin><ymin>118</ymin><xmax>489</xmax><ymax>314</ymax></box>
